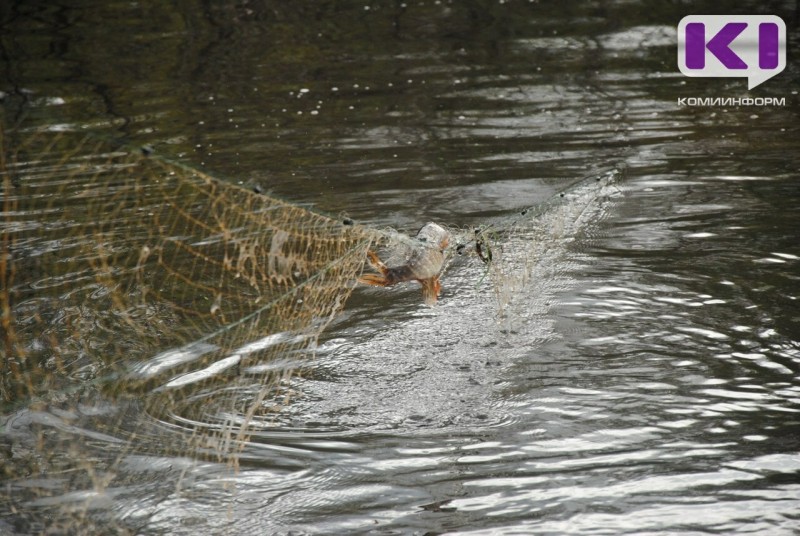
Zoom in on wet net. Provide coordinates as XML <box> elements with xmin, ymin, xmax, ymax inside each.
<box><xmin>0</xmin><ymin>127</ymin><xmax>621</xmax><ymax>533</ymax></box>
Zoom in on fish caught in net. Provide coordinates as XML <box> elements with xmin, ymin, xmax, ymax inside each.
<box><xmin>359</xmin><ymin>222</ymin><xmax>452</xmax><ymax>305</ymax></box>
<box><xmin>0</xmin><ymin>126</ymin><xmax>622</xmax><ymax>533</ymax></box>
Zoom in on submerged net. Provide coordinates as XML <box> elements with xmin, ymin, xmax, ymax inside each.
<box><xmin>0</xmin><ymin>127</ymin><xmax>621</xmax><ymax>533</ymax></box>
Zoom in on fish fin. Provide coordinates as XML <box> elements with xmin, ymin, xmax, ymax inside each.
<box><xmin>366</xmin><ymin>250</ymin><xmax>390</xmax><ymax>275</ymax></box>
<box><xmin>420</xmin><ymin>277</ymin><xmax>441</xmax><ymax>305</ymax></box>
<box><xmin>358</xmin><ymin>273</ymin><xmax>392</xmax><ymax>287</ymax></box>
<box><xmin>360</xmin><ymin>250</ymin><xmax>395</xmax><ymax>287</ymax></box>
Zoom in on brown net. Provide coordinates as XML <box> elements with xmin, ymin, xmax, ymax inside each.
<box><xmin>0</xmin><ymin>130</ymin><xmax>387</xmax><ymax>533</ymax></box>
<box><xmin>0</xmin><ymin>126</ymin><xmax>621</xmax><ymax>534</ymax></box>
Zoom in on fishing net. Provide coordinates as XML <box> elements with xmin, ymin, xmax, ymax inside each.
<box><xmin>0</xmin><ymin>126</ymin><xmax>621</xmax><ymax>534</ymax></box>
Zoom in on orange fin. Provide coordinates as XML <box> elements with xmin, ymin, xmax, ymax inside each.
<box><xmin>366</xmin><ymin>250</ymin><xmax>390</xmax><ymax>275</ymax></box>
<box><xmin>419</xmin><ymin>277</ymin><xmax>441</xmax><ymax>305</ymax></box>
<box><xmin>360</xmin><ymin>249</ymin><xmax>393</xmax><ymax>287</ymax></box>
<box><xmin>358</xmin><ymin>273</ymin><xmax>392</xmax><ymax>287</ymax></box>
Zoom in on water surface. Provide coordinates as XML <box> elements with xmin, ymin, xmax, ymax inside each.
<box><xmin>1</xmin><ymin>1</ymin><xmax>799</xmax><ymax>534</ymax></box>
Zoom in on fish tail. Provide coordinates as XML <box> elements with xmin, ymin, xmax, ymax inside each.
<box><xmin>358</xmin><ymin>273</ymin><xmax>393</xmax><ymax>287</ymax></box>
<box><xmin>360</xmin><ymin>249</ymin><xmax>414</xmax><ymax>287</ymax></box>
<box><xmin>360</xmin><ymin>249</ymin><xmax>395</xmax><ymax>287</ymax></box>
<box><xmin>358</xmin><ymin>267</ymin><xmax>408</xmax><ymax>287</ymax></box>
<box><xmin>366</xmin><ymin>250</ymin><xmax>388</xmax><ymax>273</ymax></box>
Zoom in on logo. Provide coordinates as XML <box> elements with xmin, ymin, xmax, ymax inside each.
<box><xmin>677</xmin><ymin>15</ymin><xmax>786</xmax><ymax>89</ymax></box>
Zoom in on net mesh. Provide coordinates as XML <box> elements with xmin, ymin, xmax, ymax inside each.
<box><xmin>0</xmin><ymin>126</ymin><xmax>622</xmax><ymax>533</ymax></box>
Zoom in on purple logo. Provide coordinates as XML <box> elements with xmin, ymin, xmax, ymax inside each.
<box><xmin>678</xmin><ymin>15</ymin><xmax>786</xmax><ymax>89</ymax></box>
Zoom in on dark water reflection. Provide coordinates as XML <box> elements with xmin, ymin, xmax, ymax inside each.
<box><xmin>2</xmin><ymin>0</ymin><xmax>800</xmax><ymax>534</ymax></box>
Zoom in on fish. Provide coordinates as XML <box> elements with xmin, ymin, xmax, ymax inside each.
<box><xmin>358</xmin><ymin>222</ymin><xmax>450</xmax><ymax>304</ymax></box>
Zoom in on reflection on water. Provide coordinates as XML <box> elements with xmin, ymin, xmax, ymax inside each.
<box><xmin>2</xmin><ymin>0</ymin><xmax>799</xmax><ymax>534</ymax></box>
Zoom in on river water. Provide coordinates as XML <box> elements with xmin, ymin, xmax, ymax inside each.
<box><xmin>2</xmin><ymin>1</ymin><xmax>799</xmax><ymax>534</ymax></box>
